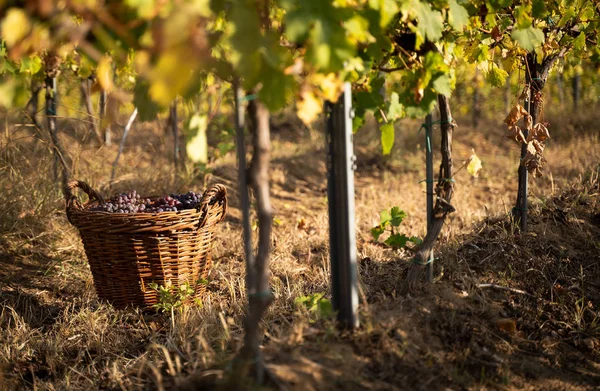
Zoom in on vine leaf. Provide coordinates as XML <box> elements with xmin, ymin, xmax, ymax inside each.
<box><xmin>448</xmin><ymin>0</ymin><xmax>469</xmax><ymax>31</ymax></box>
<box><xmin>1</xmin><ymin>9</ymin><xmax>30</xmax><ymax>47</ymax></box>
<box><xmin>506</xmin><ymin>125</ymin><xmax>527</xmax><ymax>143</ymax></box>
<box><xmin>97</xmin><ymin>55</ymin><xmax>114</xmax><ymax>93</ymax></box>
<box><xmin>296</xmin><ymin>89</ymin><xmax>322</xmax><ymax>126</ymax></box>
<box><xmin>504</xmin><ymin>104</ymin><xmax>528</xmax><ymax>126</ymax></box>
<box><xmin>485</xmin><ymin>65</ymin><xmax>508</xmax><ymax>88</ymax></box>
<box><xmin>511</xmin><ymin>26</ymin><xmax>545</xmax><ymax>51</ymax></box>
<box><xmin>380</xmin><ymin>122</ymin><xmax>395</xmax><ymax>155</ymax></box>
<box><xmin>528</xmin><ymin>122</ymin><xmax>550</xmax><ymax>142</ymax></box>
<box><xmin>390</xmin><ymin>206</ymin><xmax>407</xmax><ymax>226</ymax></box>
<box><xmin>19</xmin><ymin>55</ymin><xmax>42</xmax><ymax>74</ymax></box>
<box><xmin>524</xmin><ymin>113</ymin><xmax>533</xmax><ymax>131</ymax></box>
<box><xmin>466</xmin><ymin>150</ymin><xmax>482</xmax><ymax>178</ymax></box>
<box><xmin>371</xmin><ymin>226</ymin><xmax>385</xmax><ymax>241</ymax></box>
<box><xmin>522</xmin><ymin>141</ymin><xmax>547</xmax><ymax>178</ymax></box>
<box><xmin>185</xmin><ymin>114</ymin><xmax>208</xmax><ymax>164</ymax></box>
<box><xmin>385</xmin><ymin>234</ymin><xmax>410</xmax><ymax>248</ymax></box>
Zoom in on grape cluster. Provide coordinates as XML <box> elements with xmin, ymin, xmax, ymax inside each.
<box><xmin>89</xmin><ymin>190</ymin><xmax>202</xmax><ymax>214</ymax></box>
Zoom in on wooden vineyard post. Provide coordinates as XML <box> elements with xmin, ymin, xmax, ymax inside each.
<box><xmin>325</xmin><ymin>82</ymin><xmax>359</xmax><ymax>330</ymax></box>
<box><xmin>424</xmin><ymin>112</ymin><xmax>434</xmax><ymax>283</ymax></box>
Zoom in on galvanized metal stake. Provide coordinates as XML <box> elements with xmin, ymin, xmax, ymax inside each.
<box><xmin>425</xmin><ymin>112</ymin><xmax>434</xmax><ymax>283</ymax></box>
<box><xmin>233</xmin><ymin>82</ymin><xmax>255</xmax><ymax>276</ymax></box>
<box><xmin>325</xmin><ymin>82</ymin><xmax>359</xmax><ymax>329</ymax></box>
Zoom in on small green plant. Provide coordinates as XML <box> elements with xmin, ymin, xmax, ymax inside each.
<box><xmin>294</xmin><ymin>292</ymin><xmax>333</xmax><ymax>321</ymax></box>
<box><xmin>148</xmin><ymin>281</ymin><xmax>202</xmax><ymax>313</ymax></box>
<box><xmin>371</xmin><ymin>206</ymin><xmax>421</xmax><ymax>249</ymax></box>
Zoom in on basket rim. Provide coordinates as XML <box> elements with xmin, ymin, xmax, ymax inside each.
<box><xmin>65</xmin><ymin>180</ymin><xmax>228</xmax><ymax>233</ymax></box>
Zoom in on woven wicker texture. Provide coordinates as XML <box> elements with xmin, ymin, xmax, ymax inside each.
<box><xmin>65</xmin><ymin>180</ymin><xmax>227</xmax><ymax>311</ymax></box>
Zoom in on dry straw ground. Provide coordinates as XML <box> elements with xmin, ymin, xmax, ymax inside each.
<box><xmin>0</xmin><ymin>106</ymin><xmax>599</xmax><ymax>391</ymax></box>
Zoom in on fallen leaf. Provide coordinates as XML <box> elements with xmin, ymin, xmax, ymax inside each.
<box><xmin>496</xmin><ymin>318</ymin><xmax>517</xmax><ymax>334</ymax></box>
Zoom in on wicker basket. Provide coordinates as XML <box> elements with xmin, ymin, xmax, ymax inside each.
<box><xmin>65</xmin><ymin>180</ymin><xmax>227</xmax><ymax>311</ymax></box>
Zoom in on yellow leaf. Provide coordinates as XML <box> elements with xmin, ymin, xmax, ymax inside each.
<box><xmin>149</xmin><ymin>47</ymin><xmax>197</xmax><ymax>106</ymax></box>
<box><xmin>296</xmin><ymin>89</ymin><xmax>322</xmax><ymax>126</ymax></box>
<box><xmin>1</xmin><ymin>8</ymin><xmax>31</xmax><ymax>47</ymax></box>
<box><xmin>97</xmin><ymin>55</ymin><xmax>114</xmax><ymax>93</ymax></box>
<box><xmin>186</xmin><ymin>114</ymin><xmax>208</xmax><ymax>163</ymax></box>
<box><xmin>308</xmin><ymin>73</ymin><xmax>343</xmax><ymax>102</ymax></box>
<box><xmin>466</xmin><ymin>149</ymin><xmax>482</xmax><ymax>178</ymax></box>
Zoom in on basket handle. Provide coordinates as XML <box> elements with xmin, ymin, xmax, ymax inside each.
<box><xmin>197</xmin><ymin>183</ymin><xmax>228</xmax><ymax>227</ymax></box>
<box><xmin>65</xmin><ymin>180</ymin><xmax>105</xmax><ymax>213</ymax></box>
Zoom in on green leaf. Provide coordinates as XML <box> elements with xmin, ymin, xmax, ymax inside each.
<box><xmin>19</xmin><ymin>56</ymin><xmax>42</xmax><ymax>75</ymax></box>
<box><xmin>401</xmin><ymin>0</ymin><xmax>443</xmax><ymax>48</ymax></box>
<box><xmin>486</xmin><ymin>65</ymin><xmax>508</xmax><ymax>87</ymax></box>
<box><xmin>257</xmin><ymin>64</ymin><xmax>296</xmax><ymax>112</ymax></box>
<box><xmin>414</xmin><ymin>1</ymin><xmax>444</xmax><ymax>45</ymax></box>
<box><xmin>390</xmin><ymin>206</ymin><xmax>407</xmax><ymax>226</ymax></box>
<box><xmin>386</xmin><ymin>92</ymin><xmax>403</xmax><ymax>121</ymax></box>
<box><xmin>352</xmin><ymin>107</ymin><xmax>366</xmax><ymax>132</ymax></box>
<box><xmin>432</xmin><ymin>74</ymin><xmax>452</xmax><ymax>97</ymax></box>
<box><xmin>513</xmin><ymin>4</ymin><xmax>532</xmax><ymax>29</ymax></box>
<box><xmin>511</xmin><ymin>27</ymin><xmax>545</xmax><ymax>51</ymax></box>
<box><xmin>284</xmin><ymin>2</ymin><xmax>355</xmax><ymax>72</ymax></box>
<box><xmin>317</xmin><ymin>298</ymin><xmax>333</xmax><ymax>319</ymax></box>
<box><xmin>531</xmin><ymin>0</ymin><xmax>547</xmax><ymax>18</ymax></box>
<box><xmin>134</xmin><ymin>80</ymin><xmax>161</xmax><ymax>121</ymax></box>
<box><xmin>384</xmin><ymin>233</ymin><xmax>409</xmax><ymax>248</ymax></box>
<box><xmin>448</xmin><ymin>0</ymin><xmax>469</xmax><ymax>31</ymax></box>
<box><xmin>379</xmin><ymin>209</ymin><xmax>392</xmax><ymax>226</ymax></box>
<box><xmin>368</xmin><ymin>0</ymin><xmax>399</xmax><ymax>27</ymax></box>
<box><xmin>0</xmin><ymin>57</ymin><xmax>17</xmax><ymax>74</ymax></box>
<box><xmin>371</xmin><ymin>226</ymin><xmax>385</xmax><ymax>241</ymax></box>
<box><xmin>409</xmin><ymin>236</ymin><xmax>423</xmax><ymax>245</ymax></box>
<box><xmin>487</xmin><ymin>0</ymin><xmax>513</xmax><ymax>11</ymax></box>
<box><xmin>472</xmin><ymin>44</ymin><xmax>489</xmax><ymax>63</ymax></box>
<box><xmin>380</xmin><ymin>122</ymin><xmax>395</xmax><ymax>155</ymax></box>
<box><xmin>0</xmin><ymin>79</ymin><xmax>17</xmax><ymax>108</ymax></box>
<box><xmin>573</xmin><ymin>32</ymin><xmax>586</xmax><ymax>52</ymax></box>
<box><xmin>557</xmin><ymin>8</ymin><xmax>576</xmax><ymax>27</ymax></box>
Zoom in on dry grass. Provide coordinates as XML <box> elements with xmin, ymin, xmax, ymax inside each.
<box><xmin>0</xmin><ymin>106</ymin><xmax>599</xmax><ymax>390</ymax></box>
